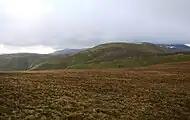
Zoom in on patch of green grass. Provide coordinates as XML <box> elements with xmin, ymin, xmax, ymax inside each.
<box><xmin>65</xmin><ymin>55</ymin><xmax>190</xmax><ymax>69</ymax></box>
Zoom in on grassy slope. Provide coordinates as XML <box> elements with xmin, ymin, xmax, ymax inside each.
<box><xmin>0</xmin><ymin>42</ymin><xmax>190</xmax><ymax>71</ymax></box>
<box><xmin>0</xmin><ymin>53</ymin><xmax>71</xmax><ymax>71</ymax></box>
<box><xmin>0</xmin><ymin>53</ymin><xmax>51</xmax><ymax>71</ymax></box>
<box><xmin>67</xmin><ymin>54</ymin><xmax>190</xmax><ymax>69</ymax></box>
<box><xmin>31</xmin><ymin>42</ymin><xmax>190</xmax><ymax>70</ymax></box>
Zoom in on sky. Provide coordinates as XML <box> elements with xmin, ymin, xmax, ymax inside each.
<box><xmin>0</xmin><ymin>0</ymin><xmax>190</xmax><ymax>54</ymax></box>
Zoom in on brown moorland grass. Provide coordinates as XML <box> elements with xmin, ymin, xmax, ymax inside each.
<box><xmin>0</xmin><ymin>61</ymin><xmax>190</xmax><ymax>120</ymax></box>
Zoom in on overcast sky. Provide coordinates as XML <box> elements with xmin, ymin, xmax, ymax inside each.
<box><xmin>0</xmin><ymin>0</ymin><xmax>190</xmax><ymax>54</ymax></box>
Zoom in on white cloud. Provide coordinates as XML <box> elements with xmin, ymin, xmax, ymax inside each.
<box><xmin>0</xmin><ymin>44</ymin><xmax>55</xmax><ymax>54</ymax></box>
<box><xmin>185</xmin><ymin>44</ymin><xmax>190</xmax><ymax>47</ymax></box>
<box><xmin>0</xmin><ymin>0</ymin><xmax>54</xmax><ymax>18</ymax></box>
<box><xmin>0</xmin><ymin>0</ymin><xmax>190</xmax><ymax>53</ymax></box>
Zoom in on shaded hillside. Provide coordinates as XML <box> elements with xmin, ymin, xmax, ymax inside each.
<box><xmin>0</xmin><ymin>53</ymin><xmax>51</xmax><ymax>71</ymax></box>
<box><xmin>53</xmin><ymin>49</ymin><xmax>84</xmax><ymax>55</ymax></box>
<box><xmin>157</xmin><ymin>44</ymin><xmax>190</xmax><ymax>52</ymax></box>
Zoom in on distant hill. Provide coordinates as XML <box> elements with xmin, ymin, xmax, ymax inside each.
<box><xmin>53</xmin><ymin>49</ymin><xmax>84</xmax><ymax>55</ymax></box>
<box><xmin>0</xmin><ymin>53</ymin><xmax>51</xmax><ymax>71</ymax></box>
<box><xmin>31</xmin><ymin>42</ymin><xmax>178</xmax><ymax>70</ymax></box>
<box><xmin>0</xmin><ymin>42</ymin><xmax>190</xmax><ymax>71</ymax></box>
<box><xmin>157</xmin><ymin>44</ymin><xmax>190</xmax><ymax>52</ymax></box>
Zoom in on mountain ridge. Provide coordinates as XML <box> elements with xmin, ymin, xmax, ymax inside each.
<box><xmin>53</xmin><ymin>48</ymin><xmax>85</xmax><ymax>55</ymax></box>
<box><xmin>31</xmin><ymin>42</ymin><xmax>190</xmax><ymax>70</ymax></box>
<box><xmin>157</xmin><ymin>44</ymin><xmax>190</xmax><ymax>52</ymax></box>
<box><xmin>0</xmin><ymin>42</ymin><xmax>190</xmax><ymax>71</ymax></box>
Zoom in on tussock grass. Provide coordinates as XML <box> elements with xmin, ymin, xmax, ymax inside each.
<box><xmin>1</xmin><ymin>62</ymin><xmax>190</xmax><ymax>119</ymax></box>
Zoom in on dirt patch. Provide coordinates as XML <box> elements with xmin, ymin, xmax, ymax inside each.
<box><xmin>1</xmin><ymin>62</ymin><xmax>190</xmax><ymax>120</ymax></box>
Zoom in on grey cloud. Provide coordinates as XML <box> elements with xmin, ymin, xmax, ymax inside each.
<box><xmin>0</xmin><ymin>0</ymin><xmax>190</xmax><ymax>49</ymax></box>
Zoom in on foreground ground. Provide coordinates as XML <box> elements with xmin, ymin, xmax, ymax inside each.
<box><xmin>1</xmin><ymin>62</ymin><xmax>190</xmax><ymax>120</ymax></box>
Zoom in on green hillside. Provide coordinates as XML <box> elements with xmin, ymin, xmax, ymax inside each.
<box><xmin>31</xmin><ymin>42</ymin><xmax>189</xmax><ymax>70</ymax></box>
<box><xmin>0</xmin><ymin>42</ymin><xmax>190</xmax><ymax>71</ymax></box>
<box><xmin>66</xmin><ymin>54</ymin><xmax>190</xmax><ymax>69</ymax></box>
<box><xmin>0</xmin><ymin>53</ymin><xmax>51</xmax><ymax>71</ymax></box>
